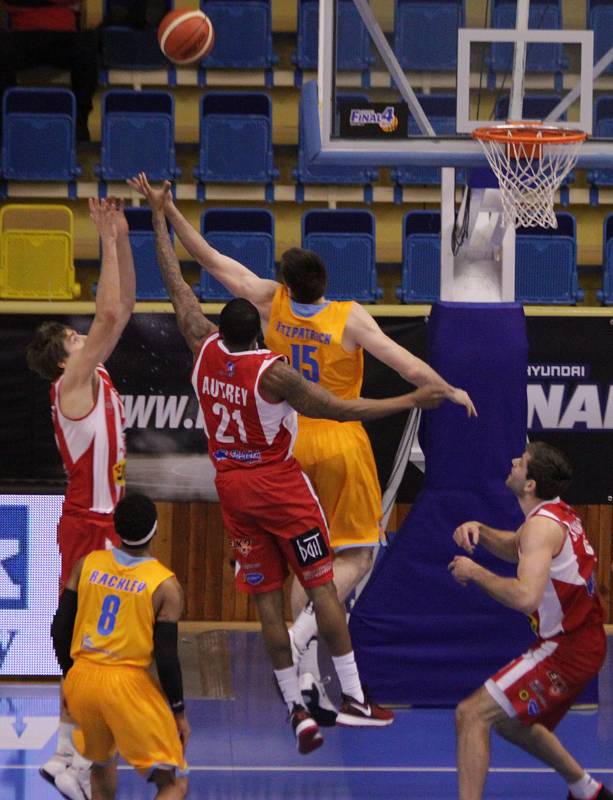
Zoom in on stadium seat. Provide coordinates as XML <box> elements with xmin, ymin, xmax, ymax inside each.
<box><xmin>589</xmin><ymin>0</ymin><xmax>613</xmax><ymax>75</ymax></box>
<box><xmin>301</xmin><ymin>209</ymin><xmax>381</xmax><ymax>302</ymax></box>
<box><xmin>393</xmin><ymin>0</ymin><xmax>465</xmax><ymax>71</ymax></box>
<box><xmin>515</xmin><ymin>212</ymin><xmax>582</xmax><ymax>304</ymax></box>
<box><xmin>588</xmin><ymin>96</ymin><xmax>613</xmax><ymax>190</ymax></box>
<box><xmin>598</xmin><ymin>213</ymin><xmax>613</xmax><ymax>305</ymax></box>
<box><xmin>101</xmin><ymin>0</ymin><xmax>172</xmax><ymax>72</ymax></box>
<box><xmin>397</xmin><ymin>211</ymin><xmax>441</xmax><ymax>303</ymax></box>
<box><xmin>96</xmin><ymin>90</ymin><xmax>178</xmax><ymax>184</ymax></box>
<box><xmin>197</xmin><ymin>209</ymin><xmax>275</xmax><ymax>300</ymax></box>
<box><xmin>488</xmin><ymin>0</ymin><xmax>567</xmax><ymax>78</ymax></box>
<box><xmin>1</xmin><ymin>89</ymin><xmax>81</xmax><ymax>189</ymax></box>
<box><xmin>0</xmin><ymin>205</ymin><xmax>80</xmax><ymax>299</ymax></box>
<box><xmin>193</xmin><ymin>92</ymin><xmax>278</xmax><ymax>199</ymax></box>
<box><xmin>199</xmin><ymin>0</ymin><xmax>276</xmax><ymax>70</ymax></box>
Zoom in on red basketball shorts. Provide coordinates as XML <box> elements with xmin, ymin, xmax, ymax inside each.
<box><xmin>485</xmin><ymin>626</ymin><xmax>606</xmax><ymax>730</ymax></box>
<box><xmin>57</xmin><ymin>510</ymin><xmax>120</xmax><ymax>593</ymax></box>
<box><xmin>216</xmin><ymin>460</ymin><xmax>333</xmax><ymax>594</ymax></box>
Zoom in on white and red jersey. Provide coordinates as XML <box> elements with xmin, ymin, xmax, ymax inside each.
<box><xmin>525</xmin><ymin>498</ymin><xmax>604</xmax><ymax>640</ymax></box>
<box><xmin>51</xmin><ymin>365</ymin><xmax>126</xmax><ymax>515</ymax></box>
<box><xmin>191</xmin><ymin>333</ymin><xmax>298</xmax><ymax>472</ymax></box>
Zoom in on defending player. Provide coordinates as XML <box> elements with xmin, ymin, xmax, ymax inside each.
<box><xmin>26</xmin><ymin>198</ymin><xmax>135</xmax><ymax>799</ymax></box>
<box><xmin>133</xmin><ymin>173</ymin><xmax>450</xmax><ymax>752</ymax></box>
<box><xmin>127</xmin><ymin>172</ymin><xmax>477</xmax><ymax>724</ymax></box>
<box><xmin>449</xmin><ymin>442</ymin><xmax>610</xmax><ymax>800</ymax></box>
<box><xmin>52</xmin><ymin>493</ymin><xmax>189</xmax><ymax>800</ymax></box>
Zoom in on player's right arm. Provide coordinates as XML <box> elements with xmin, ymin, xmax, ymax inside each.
<box><xmin>453</xmin><ymin>521</ymin><xmax>520</xmax><ymax>563</ymax></box>
<box><xmin>50</xmin><ymin>557</ymin><xmax>85</xmax><ymax>675</ymax></box>
<box><xmin>153</xmin><ymin>576</ymin><xmax>191</xmax><ymax>749</ymax></box>
<box><xmin>259</xmin><ymin>359</ymin><xmax>447</xmax><ymax>421</ymax></box>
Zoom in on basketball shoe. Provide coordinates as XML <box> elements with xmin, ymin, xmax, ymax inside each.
<box><xmin>290</xmin><ymin>704</ymin><xmax>324</xmax><ymax>754</ymax></box>
<box><xmin>39</xmin><ymin>751</ymin><xmax>72</xmax><ymax>786</ymax></box>
<box><xmin>299</xmin><ymin>672</ymin><xmax>338</xmax><ymax>727</ymax></box>
<box><xmin>54</xmin><ymin>750</ymin><xmax>92</xmax><ymax>800</ymax></box>
<box><xmin>336</xmin><ymin>692</ymin><xmax>395</xmax><ymax>727</ymax></box>
<box><xmin>567</xmin><ymin>786</ymin><xmax>613</xmax><ymax>800</ymax></box>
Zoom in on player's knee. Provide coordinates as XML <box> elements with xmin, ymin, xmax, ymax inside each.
<box><xmin>455</xmin><ymin>696</ymin><xmax>480</xmax><ymax>729</ymax></box>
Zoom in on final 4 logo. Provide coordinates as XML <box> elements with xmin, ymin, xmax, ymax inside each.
<box><xmin>349</xmin><ymin>105</ymin><xmax>399</xmax><ymax>133</ymax></box>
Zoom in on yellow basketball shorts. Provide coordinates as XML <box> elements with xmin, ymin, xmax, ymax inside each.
<box><xmin>294</xmin><ymin>418</ymin><xmax>382</xmax><ymax>549</ymax></box>
<box><xmin>64</xmin><ymin>659</ymin><xmax>188</xmax><ymax>777</ymax></box>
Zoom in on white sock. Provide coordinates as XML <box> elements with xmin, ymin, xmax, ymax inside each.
<box><xmin>274</xmin><ymin>666</ymin><xmax>302</xmax><ymax>712</ymax></box>
<box><xmin>291</xmin><ymin>603</ymin><xmax>318</xmax><ymax>656</ymax></box>
<box><xmin>57</xmin><ymin>722</ymin><xmax>75</xmax><ymax>755</ymax></box>
<box><xmin>299</xmin><ymin>636</ymin><xmax>319</xmax><ymax>679</ymax></box>
<box><xmin>568</xmin><ymin>773</ymin><xmax>602</xmax><ymax>799</ymax></box>
<box><xmin>332</xmin><ymin>652</ymin><xmax>364</xmax><ymax>703</ymax></box>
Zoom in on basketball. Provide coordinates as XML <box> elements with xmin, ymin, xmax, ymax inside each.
<box><xmin>158</xmin><ymin>9</ymin><xmax>215</xmax><ymax>65</ymax></box>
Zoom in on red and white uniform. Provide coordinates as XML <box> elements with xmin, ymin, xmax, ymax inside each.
<box><xmin>486</xmin><ymin>499</ymin><xmax>606</xmax><ymax>731</ymax></box>
<box><xmin>51</xmin><ymin>364</ymin><xmax>125</xmax><ymax>589</ymax></box>
<box><xmin>192</xmin><ymin>333</ymin><xmax>333</xmax><ymax>593</ymax></box>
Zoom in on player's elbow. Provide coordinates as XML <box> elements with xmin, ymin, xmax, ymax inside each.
<box><xmin>516</xmin><ymin>591</ymin><xmax>541</xmax><ymax>615</ymax></box>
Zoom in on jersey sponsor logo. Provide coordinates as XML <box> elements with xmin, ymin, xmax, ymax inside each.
<box><xmin>291</xmin><ymin>528</ymin><xmax>329</xmax><ymax>568</ymax></box>
<box><xmin>302</xmin><ymin>563</ymin><xmax>333</xmax><ymax>583</ymax></box>
<box><xmin>229</xmin><ymin>536</ymin><xmax>253</xmax><ymax>558</ymax></box>
<box><xmin>546</xmin><ymin>670</ymin><xmax>568</xmax><ymax>697</ymax></box>
<box><xmin>518</xmin><ymin>689</ymin><xmax>530</xmax><ymax>702</ymax></box>
<box><xmin>226</xmin><ymin>361</ymin><xmax>236</xmax><ymax>378</ymax></box>
<box><xmin>214</xmin><ymin>448</ymin><xmax>262</xmax><ymax>463</ymax></box>
<box><xmin>527</xmin><ymin>698</ymin><xmax>540</xmax><ymax>716</ymax></box>
<box><xmin>245</xmin><ymin>572</ymin><xmax>264</xmax><ymax>586</ymax></box>
<box><xmin>112</xmin><ymin>459</ymin><xmax>126</xmax><ymax>486</ymax></box>
<box><xmin>0</xmin><ymin>505</ymin><xmax>28</xmax><ymax>610</ymax></box>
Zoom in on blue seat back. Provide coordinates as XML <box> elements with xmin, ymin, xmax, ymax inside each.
<box><xmin>101</xmin><ymin>0</ymin><xmax>172</xmax><ymax>69</ymax></box>
<box><xmin>515</xmin><ymin>213</ymin><xmax>578</xmax><ymax>304</ymax></box>
<box><xmin>294</xmin><ymin>0</ymin><xmax>372</xmax><ymax>70</ymax></box>
<box><xmin>588</xmin><ymin>97</ymin><xmax>613</xmax><ymax>187</ymax></box>
<box><xmin>198</xmin><ymin>209</ymin><xmax>275</xmax><ymax>300</ymax></box>
<box><xmin>490</xmin><ymin>0</ymin><xmax>565</xmax><ymax>73</ymax></box>
<box><xmin>399</xmin><ymin>212</ymin><xmax>441</xmax><ymax>302</ymax></box>
<box><xmin>118</xmin><ymin>208</ymin><xmax>170</xmax><ymax>300</ymax></box>
<box><xmin>196</xmin><ymin>93</ymin><xmax>276</xmax><ymax>183</ymax></box>
<box><xmin>99</xmin><ymin>91</ymin><xmax>176</xmax><ymax>180</ymax></box>
<box><xmin>394</xmin><ymin>0</ymin><xmax>465</xmax><ymax>71</ymax></box>
<box><xmin>1</xmin><ymin>89</ymin><xmax>80</xmax><ymax>181</ymax></box>
<box><xmin>302</xmin><ymin>210</ymin><xmax>379</xmax><ymax>301</ymax></box>
<box><xmin>200</xmin><ymin>0</ymin><xmax>275</xmax><ymax>68</ymax></box>
<box><xmin>589</xmin><ymin>2</ymin><xmax>613</xmax><ymax>76</ymax></box>
<box><xmin>494</xmin><ymin>94</ymin><xmax>566</xmax><ymax>121</ymax></box>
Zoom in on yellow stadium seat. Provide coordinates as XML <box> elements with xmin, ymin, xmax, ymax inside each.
<box><xmin>0</xmin><ymin>204</ymin><xmax>81</xmax><ymax>300</ymax></box>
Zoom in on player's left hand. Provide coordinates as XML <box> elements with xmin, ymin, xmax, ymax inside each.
<box><xmin>447</xmin><ymin>387</ymin><xmax>478</xmax><ymax>417</ymax></box>
<box><xmin>175</xmin><ymin>711</ymin><xmax>191</xmax><ymax>752</ymax></box>
<box><xmin>107</xmin><ymin>196</ymin><xmax>129</xmax><ymax>238</ymax></box>
<box><xmin>448</xmin><ymin>555</ymin><xmax>477</xmax><ymax>585</ymax></box>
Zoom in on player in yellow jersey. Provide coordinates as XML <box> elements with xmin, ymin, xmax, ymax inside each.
<box><xmin>51</xmin><ymin>493</ymin><xmax>189</xmax><ymax>800</ymax></box>
<box><xmin>128</xmin><ymin>174</ymin><xmax>477</xmax><ymax>725</ymax></box>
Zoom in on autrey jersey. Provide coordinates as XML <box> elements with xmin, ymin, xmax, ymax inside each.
<box><xmin>191</xmin><ymin>332</ymin><xmax>297</xmax><ymax>471</ymax></box>
<box><xmin>526</xmin><ymin>498</ymin><xmax>604</xmax><ymax>639</ymax></box>
<box><xmin>51</xmin><ymin>365</ymin><xmax>126</xmax><ymax>514</ymax></box>
<box><xmin>71</xmin><ymin>549</ymin><xmax>175</xmax><ymax>668</ymax></box>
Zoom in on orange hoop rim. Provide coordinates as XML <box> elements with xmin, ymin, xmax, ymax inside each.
<box><xmin>472</xmin><ymin>121</ymin><xmax>587</xmax><ymax>145</ymax></box>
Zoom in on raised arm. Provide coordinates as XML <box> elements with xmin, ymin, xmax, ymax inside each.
<box><xmin>345</xmin><ymin>303</ymin><xmax>477</xmax><ymax>418</ymax></box>
<box><xmin>453</xmin><ymin>520</ymin><xmax>520</xmax><ymax>563</ymax></box>
<box><xmin>127</xmin><ymin>172</ymin><xmax>278</xmax><ymax>316</ymax></box>
<box><xmin>259</xmin><ymin>358</ymin><xmax>448</xmax><ymax>422</ymax></box>
<box><xmin>113</xmin><ymin>198</ymin><xmax>136</xmax><ymax>316</ymax></box>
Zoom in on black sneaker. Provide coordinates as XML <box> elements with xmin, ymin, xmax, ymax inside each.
<box><xmin>299</xmin><ymin>672</ymin><xmax>338</xmax><ymax>727</ymax></box>
<box><xmin>290</xmin><ymin>703</ymin><xmax>324</xmax><ymax>755</ymax></box>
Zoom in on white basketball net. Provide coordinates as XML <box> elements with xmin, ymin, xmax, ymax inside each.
<box><xmin>475</xmin><ymin>130</ymin><xmax>584</xmax><ymax>229</ymax></box>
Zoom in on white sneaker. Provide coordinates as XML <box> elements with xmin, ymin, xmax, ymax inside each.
<box><xmin>39</xmin><ymin>751</ymin><xmax>72</xmax><ymax>785</ymax></box>
<box><xmin>299</xmin><ymin>671</ymin><xmax>338</xmax><ymax>727</ymax></box>
<box><xmin>288</xmin><ymin>628</ymin><xmax>303</xmax><ymax>666</ymax></box>
<box><xmin>54</xmin><ymin>756</ymin><xmax>92</xmax><ymax>800</ymax></box>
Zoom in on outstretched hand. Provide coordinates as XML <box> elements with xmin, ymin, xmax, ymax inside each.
<box><xmin>127</xmin><ymin>172</ymin><xmax>173</xmax><ymax>213</ymax></box>
<box><xmin>447</xmin><ymin>387</ymin><xmax>478</xmax><ymax>417</ymax></box>
<box><xmin>107</xmin><ymin>196</ymin><xmax>129</xmax><ymax>237</ymax></box>
<box><xmin>89</xmin><ymin>198</ymin><xmax>119</xmax><ymax>240</ymax></box>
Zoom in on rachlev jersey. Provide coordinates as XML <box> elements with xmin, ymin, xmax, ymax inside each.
<box><xmin>51</xmin><ymin>365</ymin><xmax>126</xmax><ymax>514</ymax></box>
<box><xmin>265</xmin><ymin>286</ymin><xmax>363</xmax><ymax>400</ymax></box>
<box><xmin>71</xmin><ymin>549</ymin><xmax>175</xmax><ymax>668</ymax></box>
<box><xmin>526</xmin><ymin>499</ymin><xmax>604</xmax><ymax>640</ymax></box>
<box><xmin>191</xmin><ymin>332</ymin><xmax>297</xmax><ymax>472</ymax></box>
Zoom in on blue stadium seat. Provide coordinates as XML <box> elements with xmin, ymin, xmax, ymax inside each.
<box><xmin>1</xmin><ymin>89</ymin><xmax>81</xmax><ymax>186</ymax></box>
<box><xmin>197</xmin><ymin>209</ymin><xmax>275</xmax><ymax>300</ymax></box>
<box><xmin>489</xmin><ymin>0</ymin><xmax>566</xmax><ymax>76</ymax></box>
<box><xmin>391</xmin><ymin>95</ymin><xmax>466</xmax><ymax>189</ymax></box>
<box><xmin>118</xmin><ymin>208</ymin><xmax>171</xmax><ymax>300</ymax></box>
<box><xmin>294</xmin><ymin>93</ymin><xmax>378</xmax><ymax>200</ymax></box>
<box><xmin>515</xmin><ymin>213</ymin><xmax>582</xmax><ymax>304</ymax></box>
<box><xmin>588</xmin><ymin>96</ymin><xmax>613</xmax><ymax>189</ymax></box>
<box><xmin>398</xmin><ymin>211</ymin><xmax>441</xmax><ymax>302</ymax></box>
<box><xmin>100</xmin><ymin>1</ymin><xmax>172</xmax><ymax>74</ymax></box>
<box><xmin>199</xmin><ymin>0</ymin><xmax>276</xmax><ymax>69</ymax></box>
<box><xmin>193</xmin><ymin>93</ymin><xmax>278</xmax><ymax>196</ymax></box>
<box><xmin>96</xmin><ymin>91</ymin><xmax>178</xmax><ymax>184</ymax></box>
<box><xmin>589</xmin><ymin>0</ymin><xmax>613</xmax><ymax>75</ymax></box>
<box><xmin>393</xmin><ymin>0</ymin><xmax>465</xmax><ymax>71</ymax></box>
<box><xmin>293</xmin><ymin>0</ymin><xmax>373</xmax><ymax>72</ymax></box>
<box><xmin>598</xmin><ymin>213</ymin><xmax>613</xmax><ymax>305</ymax></box>
<box><xmin>302</xmin><ymin>210</ymin><xmax>381</xmax><ymax>302</ymax></box>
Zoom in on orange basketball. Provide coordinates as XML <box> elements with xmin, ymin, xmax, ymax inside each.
<box><xmin>158</xmin><ymin>9</ymin><xmax>215</xmax><ymax>65</ymax></box>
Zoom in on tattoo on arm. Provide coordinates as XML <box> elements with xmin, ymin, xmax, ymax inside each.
<box><xmin>152</xmin><ymin>212</ymin><xmax>216</xmax><ymax>352</ymax></box>
<box><xmin>260</xmin><ymin>361</ymin><xmax>347</xmax><ymax>419</ymax></box>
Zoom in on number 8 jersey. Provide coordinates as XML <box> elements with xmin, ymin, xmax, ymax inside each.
<box><xmin>192</xmin><ymin>332</ymin><xmax>298</xmax><ymax>472</ymax></box>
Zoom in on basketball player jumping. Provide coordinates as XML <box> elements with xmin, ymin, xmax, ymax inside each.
<box><xmin>127</xmin><ymin>171</ymin><xmax>477</xmax><ymax>725</ymax></box>
<box><xmin>26</xmin><ymin>198</ymin><xmax>135</xmax><ymax>800</ymax></box>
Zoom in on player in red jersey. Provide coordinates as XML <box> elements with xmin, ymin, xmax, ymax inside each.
<box><xmin>134</xmin><ymin>174</ymin><xmax>449</xmax><ymax>753</ymax></box>
<box><xmin>449</xmin><ymin>442</ymin><xmax>610</xmax><ymax>800</ymax></box>
<box><xmin>26</xmin><ymin>198</ymin><xmax>135</xmax><ymax>800</ymax></box>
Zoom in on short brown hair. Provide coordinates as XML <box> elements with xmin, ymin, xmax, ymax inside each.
<box><xmin>25</xmin><ymin>321</ymin><xmax>69</xmax><ymax>381</ymax></box>
<box><xmin>526</xmin><ymin>441</ymin><xmax>573</xmax><ymax>500</ymax></box>
<box><xmin>279</xmin><ymin>247</ymin><xmax>327</xmax><ymax>304</ymax></box>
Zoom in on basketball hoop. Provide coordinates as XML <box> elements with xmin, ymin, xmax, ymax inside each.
<box><xmin>472</xmin><ymin>122</ymin><xmax>587</xmax><ymax>229</ymax></box>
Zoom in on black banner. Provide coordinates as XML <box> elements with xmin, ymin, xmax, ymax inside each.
<box><xmin>1</xmin><ymin>313</ymin><xmax>611</xmax><ymax>504</ymax></box>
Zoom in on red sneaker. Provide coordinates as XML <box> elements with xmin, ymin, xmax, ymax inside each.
<box><xmin>568</xmin><ymin>786</ymin><xmax>613</xmax><ymax>800</ymax></box>
<box><xmin>290</xmin><ymin>704</ymin><xmax>324</xmax><ymax>754</ymax></box>
<box><xmin>336</xmin><ymin>693</ymin><xmax>395</xmax><ymax>727</ymax></box>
